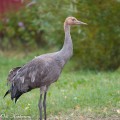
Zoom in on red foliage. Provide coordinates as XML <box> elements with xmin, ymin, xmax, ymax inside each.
<box><xmin>0</xmin><ymin>0</ymin><xmax>27</xmax><ymax>17</ymax></box>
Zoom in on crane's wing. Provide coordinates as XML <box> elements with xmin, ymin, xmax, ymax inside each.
<box><xmin>10</xmin><ymin>58</ymin><xmax>49</xmax><ymax>87</ymax></box>
<box><xmin>4</xmin><ymin>55</ymin><xmax>62</xmax><ymax>102</ymax></box>
<box><xmin>5</xmin><ymin>57</ymin><xmax>50</xmax><ymax>102</ymax></box>
<box><xmin>7</xmin><ymin>67</ymin><xmax>21</xmax><ymax>83</ymax></box>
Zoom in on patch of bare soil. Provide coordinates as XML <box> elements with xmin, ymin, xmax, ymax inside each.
<box><xmin>48</xmin><ymin>115</ymin><xmax>120</xmax><ymax>120</ymax></box>
<box><xmin>47</xmin><ymin>110</ymin><xmax>120</xmax><ymax>120</ymax></box>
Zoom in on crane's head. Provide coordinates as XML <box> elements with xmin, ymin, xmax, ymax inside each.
<box><xmin>64</xmin><ymin>16</ymin><xmax>87</xmax><ymax>26</ymax></box>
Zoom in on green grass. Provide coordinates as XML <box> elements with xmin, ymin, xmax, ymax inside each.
<box><xmin>0</xmin><ymin>53</ymin><xmax>120</xmax><ymax>120</ymax></box>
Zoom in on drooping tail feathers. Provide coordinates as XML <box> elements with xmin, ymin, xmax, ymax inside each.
<box><xmin>4</xmin><ymin>84</ymin><xmax>23</xmax><ymax>103</ymax></box>
<box><xmin>4</xmin><ymin>90</ymin><xmax>10</xmax><ymax>98</ymax></box>
<box><xmin>4</xmin><ymin>66</ymin><xmax>23</xmax><ymax>103</ymax></box>
<box><xmin>4</xmin><ymin>66</ymin><xmax>33</xmax><ymax>103</ymax></box>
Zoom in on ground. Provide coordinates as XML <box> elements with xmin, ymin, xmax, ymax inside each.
<box><xmin>0</xmin><ymin>53</ymin><xmax>120</xmax><ymax>120</ymax></box>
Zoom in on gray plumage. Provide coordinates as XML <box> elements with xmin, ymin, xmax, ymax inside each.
<box><xmin>10</xmin><ymin>53</ymin><xmax>66</xmax><ymax>92</ymax></box>
<box><xmin>4</xmin><ymin>17</ymin><xmax>87</xmax><ymax>120</ymax></box>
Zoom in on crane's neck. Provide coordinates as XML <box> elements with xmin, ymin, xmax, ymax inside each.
<box><xmin>60</xmin><ymin>22</ymin><xmax>73</xmax><ymax>62</ymax></box>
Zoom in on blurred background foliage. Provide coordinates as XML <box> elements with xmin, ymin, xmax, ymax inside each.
<box><xmin>0</xmin><ymin>0</ymin><xmax>120</xmax><ymax>70</ymax></box>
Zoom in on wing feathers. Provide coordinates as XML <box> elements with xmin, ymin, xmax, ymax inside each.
<box><xmin>4</xmin><ymin>56</ymin><xmax>60</xmax><ymax>103</ymax></box>
<box><xmin>8</xmin><ymin>67</ymin><xmax>21</xmax><ymax>83</ymax></box>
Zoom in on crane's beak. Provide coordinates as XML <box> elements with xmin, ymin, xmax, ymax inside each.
<box><xmin>76</xmin><ymin>20</ymin><xmax>87</xmax><ymax>25</ymax></box>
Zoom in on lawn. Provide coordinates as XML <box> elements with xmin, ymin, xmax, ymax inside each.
<box><xmin>0</xmin><ymin>53</ymin><xmax>120</xmax><ymax>120</ymax></box>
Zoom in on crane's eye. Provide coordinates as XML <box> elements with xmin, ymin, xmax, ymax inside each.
<box><xmin>72</xmin><ymin>19</ymin><xmax>76</xmax><ymax>21</ymax></box>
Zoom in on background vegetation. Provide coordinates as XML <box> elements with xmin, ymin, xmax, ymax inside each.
<box><xmin>0</xmin><ymin>55</ymin><xmax>120</xmax><ymax>119</ymax></box>
<box><xmin>0</xmin><ymin>0</ymin><xmax>120</xmax><ymax>70</ymax></box>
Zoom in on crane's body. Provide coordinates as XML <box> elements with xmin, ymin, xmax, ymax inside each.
<box><xmin>8</xmin><ymin>51</ymin><xmax>69</xmax><ymax>101</ymax></box>
<box><xmin>4</xmin><ymin>17</ymin><xmax>87</xmax><ymax>120</ymax></box>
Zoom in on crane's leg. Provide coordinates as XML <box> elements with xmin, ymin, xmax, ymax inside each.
<box><xmin>43</xmin><ymin>91</ymin><xmax>47</xmax><ymax>120</ymax></box>
<box><xmin>38</xmin><ymin>93</ymin><xmax>43</xmax><ymax>120</ymax></box>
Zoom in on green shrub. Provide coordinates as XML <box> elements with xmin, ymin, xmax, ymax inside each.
<box><xmin>74</xmin><ymin>0</ymin><xmax>120</xmax><ymax>70</ymax></box>
<box><xmin>0</xmin><ymin>0</ymin><xmax>120</xmax><ymax>70</ymax></box>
